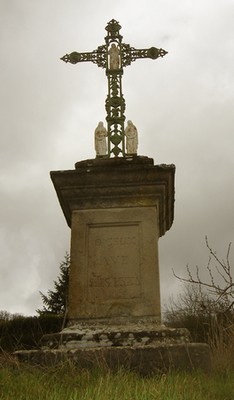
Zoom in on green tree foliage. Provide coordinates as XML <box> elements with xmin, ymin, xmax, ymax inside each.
<box><xmin>37</xmin><ymin>253</ymin><xmax>70</xmax><ymax>316</ymax></box>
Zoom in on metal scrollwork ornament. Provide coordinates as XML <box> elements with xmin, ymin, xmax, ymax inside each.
<box><xmin>61</xmin><ymin>19</ymin><xmax>167</xmax><ymax>157</ymax></box>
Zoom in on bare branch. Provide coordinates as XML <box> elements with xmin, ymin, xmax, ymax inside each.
<box><xmin>227</xmin><ymin>242</ymin><xmax>232</xmax><ymax>270</ymax></box>
<box><xmin>205</xmin><ymin>236</ymin><xmax>226</xmax><ymax>269</ymax></box>
<box><xmin>214</xmin><ymin>264</ymin><xmax>229</xmax><ymax>284</ymax></box>
<box><xmin>173</xmin><ymin>237</ymin><xmax>233</xmax><ymax>313</ymax></box>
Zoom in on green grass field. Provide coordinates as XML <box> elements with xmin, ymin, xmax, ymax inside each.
<box><xmin>0</xmin><ymin>354</ymin><xmax>234</xmax><ymax>400</ymax></box>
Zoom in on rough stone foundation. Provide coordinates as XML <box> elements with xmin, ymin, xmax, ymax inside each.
<box><xmin>15</xmin><ymin>320</ymin><xmax>211</xmax><ymax>374</ymax></box>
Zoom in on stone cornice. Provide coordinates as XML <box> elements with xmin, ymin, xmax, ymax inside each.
<box><xmin>50</xmin><ymin>156</ymin><xmax>175</xmax><ymax>237</ymax></box>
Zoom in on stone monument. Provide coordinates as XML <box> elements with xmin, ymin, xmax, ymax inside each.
<box><xmin>16</xmin><ymin>20</ymin><xmax>210</xmax><ymax>374</ymax></box>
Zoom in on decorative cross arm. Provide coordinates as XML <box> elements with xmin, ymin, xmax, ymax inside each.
<box><xmin>121</xmin><ymin>45</ymin><xmax>167</xmax><ymax>67</ymax></box>
<box><xmin>61</xmin><ymin>45</ymin><xmax>107</xmax><ymax>69</ymax></box>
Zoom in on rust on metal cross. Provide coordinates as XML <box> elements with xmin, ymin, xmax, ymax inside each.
<box><xmin>61</xmin><ymin>19</ymin><xmax>167</xmax><ymax>157</ymax></box>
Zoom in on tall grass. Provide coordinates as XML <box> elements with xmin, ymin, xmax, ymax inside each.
<box><xmin>208</xmin><ymin>316</ymin><xmax>234</xmax><ymax>374</ymax></box>
<box><xmin>1</xmin><ymin>319</ymin><xmax>234</xmax><ymax>400</ymax></box>
<box><xmin>0</xmin><ymin>352</ymin><xmax>234</xmax><ymax>400</ymax></box>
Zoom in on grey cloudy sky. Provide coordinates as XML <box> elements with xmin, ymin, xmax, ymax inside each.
<box><xmin>0</xmin><ymin>0</ymin><xmax>233</xmax><ymax>315</ymax></box>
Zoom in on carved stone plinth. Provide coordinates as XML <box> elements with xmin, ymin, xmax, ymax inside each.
<box><xmin>50</xmin><ymin>156</ymin><xmax>175</xmax><ymax>324</ymax></box>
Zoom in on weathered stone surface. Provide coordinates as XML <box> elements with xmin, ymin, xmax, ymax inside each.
<box><xmin>69</xmin><ymin>206</ymin><xmax>161</xmax><ymax>321</ymax></box>
<box><xmin>40</xmin><ymin>323</ymin><xmax>191</xmax><ymax>350</ymax></box>
<box><xmin>15</xmin><ymin>343</ymin><xmax>211</xmax><ymax>375</ymax></box>
<box><xmin>15</xmin><ymin>319</ymin><xmax>211</xmax><ymax>374</ymax></box>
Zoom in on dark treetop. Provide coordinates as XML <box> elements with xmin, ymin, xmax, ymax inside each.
<box><xmin>61</xmin><ymin>19</ymin><xmax>167</xmax><ymax>157</ymax></box>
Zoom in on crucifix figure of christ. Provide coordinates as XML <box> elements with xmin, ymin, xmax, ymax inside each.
<box><xmin>61</xmin><ymin>19</ymin><xmax>167</xmax><ymax>157</ymax></box>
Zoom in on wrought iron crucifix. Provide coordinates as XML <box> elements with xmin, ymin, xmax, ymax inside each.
<box><xmin>61</xmin><ymin>19</ymin><xmax>167</xmax><ymax>157</ymax></box>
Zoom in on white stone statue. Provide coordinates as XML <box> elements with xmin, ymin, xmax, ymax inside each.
<box><xmin>95</xmin><ymin>121</ymin><xmax>107</xmax><ymax>156</ymax></box>
<box><xmin>109</xmin><ymin>43</ymin><xmax>120</xmax><ymax>70</ymax></box>
<box><xmin>125</xmin><ymin>120</ymin><xmax>138</xmax><ymax>154</ymax></box>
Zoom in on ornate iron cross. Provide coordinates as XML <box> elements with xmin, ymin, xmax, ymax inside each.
<box><xmin>61</xmin><ymin>19</ymin><xmax>167</xmax><ymax>157</ymax></box>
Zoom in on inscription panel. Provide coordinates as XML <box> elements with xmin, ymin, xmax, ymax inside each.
<box><xmin>87</xmin><ymin>223</ymin><xmax>141</xmax><ymax>301</ymax></box>
<box><xmin>69</xmin><ymin>207</ymin><xmax>160</xmax><ymax>320</ymax></box>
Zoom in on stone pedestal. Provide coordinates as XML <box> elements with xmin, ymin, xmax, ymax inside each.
<box><xmin>50</xmin><ymin>156</ymin><xmax>175</xmax><ymax>324</ymax></box>
<box><xmin>15</xmin><ymin>156</ymin><xmax>211</xmax><ymax>373</ymax></box>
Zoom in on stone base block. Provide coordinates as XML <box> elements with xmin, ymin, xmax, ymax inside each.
<box><xmin>15</xmin><ymin>343</ymin><xmax>211</xmax><ymax>375</ymax></box>
<box><xmin>40</xmin><ymin>322</ymin><xmax>191</xmax><ymax>350</ymax></box>
<box><xmin>14</xmin><ymin>323</ymin><xmax>211</xmax><ymax>374</ymax></box>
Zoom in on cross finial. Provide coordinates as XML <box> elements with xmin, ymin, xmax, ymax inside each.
<box><xmin>61</xmin><ymin>19</ymin><xmax>167</xmax><ymax>157</ymax></box>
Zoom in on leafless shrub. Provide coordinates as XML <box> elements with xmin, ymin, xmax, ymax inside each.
<box><xmin>173</xmin><ymin>236</ymin><xmax>233</xmax><ymax>314</ymax></box>
<box><xmin>165</xmin><ymin>237</ymin><xmax>234</xmax><ymax>355</ymax></box>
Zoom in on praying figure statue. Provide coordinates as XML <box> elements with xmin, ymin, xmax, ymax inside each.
<box><xmin>109</xmin><ymin>43</ymin><xmax>120</xmax><ymax>70</ymax></box>
<box><xmin>125</xmin><ymin>120</ymin><xmax>138</xmax><ymax>154</ymax></box>
<box><xmin>95</xmin><ymin>121</ymin><xmax>107</xmax><ymax>156</ymax></box>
